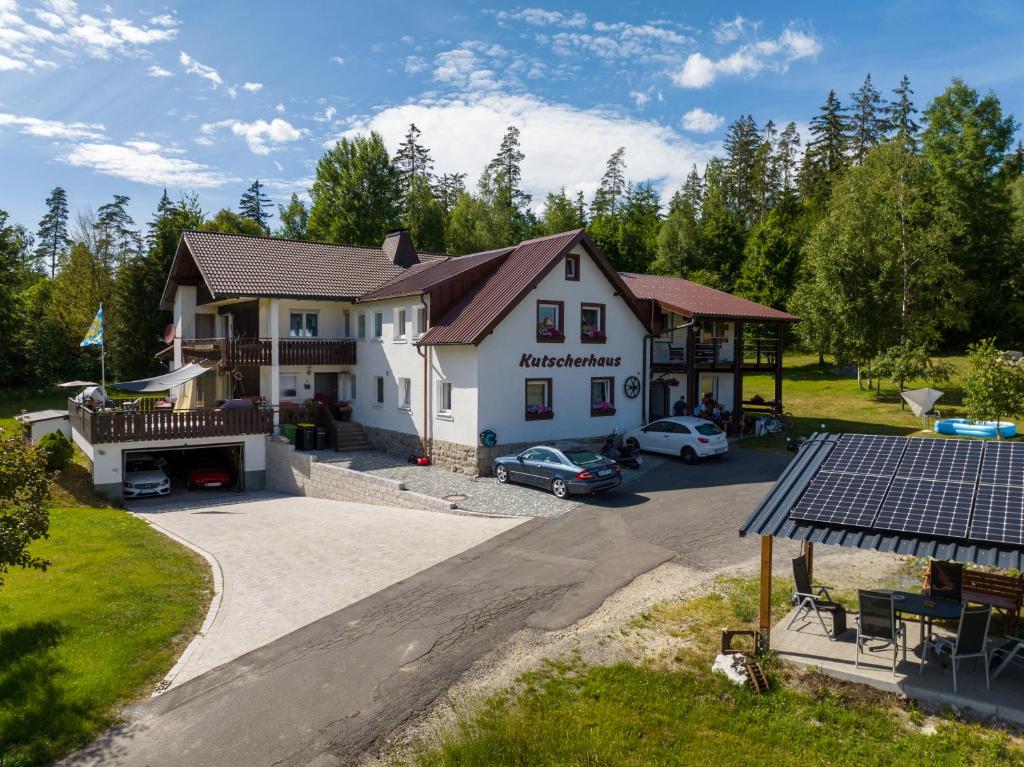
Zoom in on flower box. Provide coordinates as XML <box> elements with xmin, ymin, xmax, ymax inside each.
<box><xmin>526</xmin><ymin>404</ymin><xmax>554</xmax><ymax>421</ymax></box>
<box><xmin>537</xmin><ymin>327</ymin><xmax>564</xmax><ymax>342</ymax></box>
<box><xmin>581</xmin><ymin>329</ymin><xmax>606</xmax><ymax>343</ymax></box>
<box><xmin>591</xmin><ymin>401</ymin><xmax>616</xmax><ymax>417</ymax></box>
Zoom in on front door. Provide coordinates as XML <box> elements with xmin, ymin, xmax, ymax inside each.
<box><xmin>314</xmin><ymin>372</ymin><xmax>338</xmax><ymax>402</ymax></box>
<box><xmin>650</xmin><ymin>380</ymin><xmax>670</xmax><ymax>420</ymax></box>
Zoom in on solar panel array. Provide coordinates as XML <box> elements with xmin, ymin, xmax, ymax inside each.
<box><xmin>788</xmin><ymin>434</ymin><xmax>1024</xmax><ymax>548</ymax></box>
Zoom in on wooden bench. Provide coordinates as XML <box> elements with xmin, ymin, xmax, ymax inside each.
<box><xmin>962</xmin><ymin>570</ymin><xmax>1023</xmax><ymax>636</ymax></box>
<box><xmin>740</xmin><ymin>399</ymin><xmax>780</xmax><ymax>416</ymax></box>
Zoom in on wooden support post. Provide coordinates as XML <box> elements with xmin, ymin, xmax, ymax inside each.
<box><xmin>802</xmin><ymin>540</ymin><xmax>814</xmax><ymax>583</ymax></box>
<box><xmin>759</xmin><ymin>535</ymin><xmax>773</xmax><ymax>649</ymax></box>
<box><xmin>732</xmin><ymin>322</ymin><xmax>743</xmax><ymax>433</ymax></box>
<box><xmin>774</xmin><ymin>323</ymin><xmax>784</xmax><ymax>408</ymax></box>
<box><xmin>686</xmin><ymin>322</ymin><xmax>698</xmax><ymax>410</ymax></box>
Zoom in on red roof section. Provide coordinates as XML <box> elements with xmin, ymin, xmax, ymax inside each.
<box><xmin>420</xmin><ymin>230</ymin><xmax>651</xmax><ymax>345</ymax></box>
<box><xmin>357</xmin><ymin>246</ymin><xmax>514</xmax><ymax>302</ymax></box>
<box><xmin>619</xmin><ymin>273</ymin><xmax>799</xmax><ymax>323</ymax></box>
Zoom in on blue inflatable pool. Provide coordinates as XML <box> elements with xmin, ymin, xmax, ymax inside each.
<box><xmin>934</xmin><ymin>418</ymin><xmax>1017</xmax><ymax>439</ymax></box>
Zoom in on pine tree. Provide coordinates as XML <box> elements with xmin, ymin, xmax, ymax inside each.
<box><xmin>886</xmin><ymin>75</ymin><xmax>920</xmax><ymax>152</ymax></box>
<box><xmin>756</xmin><ymin>119</ymin><xmax>780</xmax><ymax>219</ymax></box>
<box><xmin>239</xmin><ymin>179</ymin><xmax>273</xmax><ymax>233</ymax></box>
<box><xmin>591</xmin><ymin>147</ymin><xmax>627</xmax><ymax>215</ymax></box>
<box><xmin>722</xmin><ymin>115</ymin><xmax>762</xmax><ymax>226</ymax></box>
<box><xmin>848</xmin><ymin>74</ymin><xmax>886</xmax><ymax>164</ymax></box>
<box><xmin>680</xmin><ymin>165</ymin><xmax>705</xmax><ymax>212</ymax></box>
<box><xmin>540</xmin><ymin>188</ymin><xmax>586</xmax><ymax>235</ymax></box>
<box><xmin>434</xmin><ymin>173</ymin><xmax>467</xmax><ymax>214</ymax></box>
<box><xmin>775</xmin><ymin>122</ymin><xmax>802</xmax><ymax>193</ymax></box>
<box><xmin>480</xmin><ymin>125</ymin><xmax>532</xmax><ymax>245</ymax></box>
<box><xmin>35</xmin><ymin>186</ymin><xmax>70</xmax><ymax>277</ymax></box>
<box><xmin>95</xmin><ymin>195</ymin><xmax>142</xmax><ymax>268</ymax></box>
<box><xmin>395</xmin><ymin>123</ymin><xmax>434</xmax><ymax>195</ymax></box>
<box><xmin>799</xmin><ymin>90</ymin><xmax>849</xmax><ymax>204</ymax></box>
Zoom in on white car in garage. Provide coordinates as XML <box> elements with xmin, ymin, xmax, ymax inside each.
<box><xmin>623</xmin><ymin>416</ymin><xmax>728</xmax><ymax>464</ymax></box>
<box><xmin>124</xmin><ymin>453</ymin><xmax>171</xmax><ymax>498</ymax></box>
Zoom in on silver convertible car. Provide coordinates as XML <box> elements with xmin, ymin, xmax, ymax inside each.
<box><xmin>493</xmin><ymin>444</ymin><xmax>621</xmax><ymax>499</ymax></box>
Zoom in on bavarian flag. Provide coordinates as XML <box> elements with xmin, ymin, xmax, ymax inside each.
<box><xmin>80</xmin><ymin>306</ymin><xmax>104</xmax><ymax>347</ymax></box>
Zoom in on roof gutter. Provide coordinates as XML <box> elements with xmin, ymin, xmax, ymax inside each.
<box><xmin>417</xmin><ymin>294</ymin><xmax>431</xmax><ymax>460</ymax></box>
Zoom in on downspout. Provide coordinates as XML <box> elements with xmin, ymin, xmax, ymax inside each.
<box><xmin>417</xmin><ymin>294</ymin><xmax>430</xmax><ymax>458</ymax></box>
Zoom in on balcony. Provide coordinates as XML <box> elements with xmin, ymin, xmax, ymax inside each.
<box><xmin>69</xmin><ymin>398</ymin><xmax>274</xmax><ymax>445</ymax></box>
<box><xmin>180</xmin><ymin>337</ymin><xmax>357</xmax><ymax>368</ymax></box>
<box><xmin>741</xmin><ymin>338</ymin><xmax>779</xmax><ymax>369</ymax></box>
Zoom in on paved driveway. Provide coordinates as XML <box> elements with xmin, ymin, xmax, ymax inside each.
<box><xmin>132</xmin><ymin>493</ymin><xmax>524</xmax><ymax>687</ymax></box>
<box><xmin>70</xmin><ymin>448</ymin><xmax>798</xmax><ymax>766</ymax></box>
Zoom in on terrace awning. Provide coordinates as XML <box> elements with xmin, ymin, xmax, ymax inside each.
<box><xmin>110</xmin><ymin>362</ymin><xmax>212</xmax><ymax>393</ymax></box>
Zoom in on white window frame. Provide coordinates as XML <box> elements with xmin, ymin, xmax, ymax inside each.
<box><xmin>415</xmin><ymin>305</ymin><xmax>428</xmax><ymax>338</ymax></box>
<box><xmin>398</xmin><ymin>377</ymin><xmax>412</xmax><ymax>410</ymax></box>
<box><xmin>437</xmin><ymin>380</ymin><xmax>453</xmax><ymax>417</ymax></box>
<box><xmin>288</xmin><ymin>310</ymin><xmax>319</xmax><ymax>338</ymax></box>
<box><xmin>373</xmin><ymin>311</ymin><xmax>384</xmax><ymax>340</ymax></box>
<box><xmin>393</xmin><ymin>308</ymin><xmax>408</xmax><ymax>342</ymax></box>
<box><xmin>373</xmin><ymin>375</ymin><xmax>385</xmax><ymax>407</ymax></box>
<box><xmin>279</xmin><ymin>374</ymin><xmax>299</xmax><ymax>399</ymax></box>
<box><xmin>358</xmin><ymin>313</ymin><xmax>367</xmax><ymax>339</ymax></box>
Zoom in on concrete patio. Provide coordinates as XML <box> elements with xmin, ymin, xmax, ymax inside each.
<box><xmin>774</xmin><ymin>606</ymin><xmax>1024</xmax><ymax>725</ymax></box>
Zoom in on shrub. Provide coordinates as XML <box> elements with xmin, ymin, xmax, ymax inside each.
<box><xmin>36</xmin><ymin>430</ymin><xmax>74</xmax><ymax>471</ymax></box>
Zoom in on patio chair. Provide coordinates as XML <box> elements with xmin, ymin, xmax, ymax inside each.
<box><xmin>855</xmin><ymin>590</ymin><xmax>906</xmax><ymax>676</ymax></box>
<box><xmin>788</xmin><ymin>555</ymin><xmax>847</xmax><ymax>640</ymax></box>
<box><xmin>921</xmin><ymin>604</ymin><xmax>992</xmax><ymax>693</ymax></box>
<box><xmin>926</xmin><ymin>560</ymin><xmax>964</xmax><ymax>603</ymax></box>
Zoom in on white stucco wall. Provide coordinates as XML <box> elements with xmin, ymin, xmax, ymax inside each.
<box><xmin>475</xmin><ymin>243</ymin><xmax>647</xmax><ymax>445</ymax></box>
<box><xmin>260</xmin><ymin>298</ymin><xmax>355</xmax><ymax>339</ymax></box>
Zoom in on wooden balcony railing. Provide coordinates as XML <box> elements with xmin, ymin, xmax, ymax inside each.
<box><xmin>181</xmin><ymin>337</ymin><xmax>357</xmax><ymax>368</ymax></box>
<box><xmin>69</xmin><ymin>399</ymin><xmax>274</xmax><ymax>445</ymax></box>
<box><xmin>742</xmin><ymin>339</ymin><xmax>779</xmax><ymax>368</ymax></box>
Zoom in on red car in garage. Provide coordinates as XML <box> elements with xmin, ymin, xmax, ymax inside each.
<box><xmin>187</xmin><ymin>464</ymin><xmax>232</xmax><ymax>490</ymax></box>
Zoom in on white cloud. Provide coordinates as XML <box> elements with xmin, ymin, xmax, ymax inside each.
<box><xmin>275</xmin><ymin>102</ymin><xmax>285</xmax><ymax>113</ymax></box>
<box><xmin>63</xmin><ymin>139</ymin><xmax>234</xmax><ymax>187</ymax></box>
<box><xmin>711</xmin><ymin>15</ymin><xmax>751</xmax><ymax>44</ymax></box>
<box><xmin>495</xmin><ymin>8</ymin><xmax>588</xmax><ymax>28</ymax></box>
<box><xmin>0</xmin><ymin>3</ymin><xmax>178</xmax><ymax>69</ymax></box>
<box><xmin>404</xmin><ymin>55</ymin><xmax>426</xmax><ymax>74</ymax></box>
<box><xmin>674</xmin><ymin>53</ymin><xmax>716</xmax><ymax>88</ymax></box>
<box><xmin>332</xmin><ymin>93</ymin><xmax>718</xmax><ymax>206</ymax></box>
<box><xmin>681</xmin><ymin>107</ymin><xmax>724</xmax><ymax>133</ymax></box>
<box><xmin>0</xmin><ymin>111</ymin><xmax>104</xmax><ymax>139</ymax></box>
<box><xmin>0</xmin><ymin>53</ymin><xmax>29</xmax><ymax>71</ymax></box>
<box><xmin>314</xmin><ymin>106</ymin><xmax>336</xmax><ymax>123</ymax></box>
<box><xmin>330</xmin><ymin>55</ymin><xmax>344</xmax><ymax>65</ymax></box>
<box><xmin>550</xmin><ymin>21</ymin><xmax>691</xmax><ymax>64</ymax></box>
<box><xmin>273</xmin><ymin>160</ymin><xmax>283</xmax><ymax>171</ymax></box>
<box><xmin>630</xmin><ymin>90</ymin><xmax>650</xmax><ymax>108</ymax></box>
<box><xmin>242</xmin><ymin>81</ymin><xmax>263</xmax><ymax>92</ymax></box>
<box><xmin>201</xmin><ymin>117</ymin><xmax>306</xmax><ymax>154</ymax></box>
<box><xmin>671</xmin><ymin>23</ymin><xmax>822</xmax><ymax>88</ymax></box>
<box><xmin>179</xmin><ymin>50</ymin><xmax>222</xmax><ymax>87</ymax></box>
<box><xmin>400</xmin><ymin>34</ymin><xmax>414</xmax><ymax>44</ymax></box>
<box><xmin>147</xmin><ymin>64</ymin><xmax>171</xmax><ymax>77</ymax></box>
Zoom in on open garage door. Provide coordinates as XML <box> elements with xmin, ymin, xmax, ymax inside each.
<box><xmin>123</xmin><ymin>443</ymin><xmax>244</xmax><ymax>503</ymax></box>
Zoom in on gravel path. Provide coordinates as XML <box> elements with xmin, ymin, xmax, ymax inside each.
<box><xmin>317</xmin><ymin>449</ymin><xmax>668</xmax><ymax>518</ymax></box>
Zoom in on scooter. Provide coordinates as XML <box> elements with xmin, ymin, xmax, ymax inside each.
<box><xmin>601</xmin><ymin>428</ymin><xmax>642</xmax><ymax>469</ymax></box>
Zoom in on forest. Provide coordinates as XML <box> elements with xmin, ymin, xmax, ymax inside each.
<box><xmin>2</xmin><ymin>74</ymin><xmax>1023</xmax><ymax>391</ymax></box>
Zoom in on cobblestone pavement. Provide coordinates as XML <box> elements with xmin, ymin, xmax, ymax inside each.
<box><xmin>316</xmin><ymin>449</ymin><xmax>669</xmax><ymax>518</ymax></box>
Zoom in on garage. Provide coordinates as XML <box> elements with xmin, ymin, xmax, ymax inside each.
<box><xmin>123</xmin><ymin>443</ymin><xmax>244</xmax><ymax>503</ymax></box>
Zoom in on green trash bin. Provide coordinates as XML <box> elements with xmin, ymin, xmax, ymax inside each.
<box><xmin>281</xmin><ymin>424</ymin><xmax>297</xmax><ymax>444</ymax></box>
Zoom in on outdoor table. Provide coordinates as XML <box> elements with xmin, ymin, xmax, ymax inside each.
<box><xmin>884</xmin><ymin>590</ymin><xmax>961</xmax><ymax>660</ymax></box>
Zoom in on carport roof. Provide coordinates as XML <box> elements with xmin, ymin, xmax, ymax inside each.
<box><xmin>738</xmin><ymin>433</ymin><xmax>1024</xmax><ymax>569</ymax></box>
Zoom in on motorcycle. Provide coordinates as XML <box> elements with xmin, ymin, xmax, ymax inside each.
<box><xmin>601</xmin><ymin>428</ymin><xmax>642</xmax><ymax>469</ymax></box>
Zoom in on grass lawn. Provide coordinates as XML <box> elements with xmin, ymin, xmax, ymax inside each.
<box><xmin>742</xmin><ymin>354</ymin><xmax>1017</xmax><ymax>450</ymax></box>
<box><xmin>0</xmin><ymin>506</ymin><xmax>211</xmax><ymax>767</ymax></box>
<box><xmin>0</xmin><ymin>391</ymin><xmax>69</xmax><ymax>436</ymax></box>
<box><xmin>409</xmin><ymin>578</ymin><xmax>1024</xmax><ymax>767</ymax></box>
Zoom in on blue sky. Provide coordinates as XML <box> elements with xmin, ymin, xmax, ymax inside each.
<box><xmin>1</xmin><ymin>0</ymin><xmax>1023</xmax><ymax>232</ymax></box>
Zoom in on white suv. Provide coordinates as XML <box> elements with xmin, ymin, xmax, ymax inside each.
<box><xmin>623</xmin><ymin>416</ymin><xmax>728</xmax><ymax>464</ymax></box>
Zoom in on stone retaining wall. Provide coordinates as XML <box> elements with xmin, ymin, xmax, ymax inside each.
<box><xmin>265</xmin><ymin>437</ymin><xmax>456</xmax><ymax>513</ymax></box>
<box><xmin>360</xmin><ymin>425</ymin><xmax>606</xmax><ymax>477</ymax></box>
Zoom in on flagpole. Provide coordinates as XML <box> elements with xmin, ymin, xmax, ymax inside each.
<box><xmin>100</xmin><ymin>302</ymin><xmax>106</xmax><ymax>393</ymax></box>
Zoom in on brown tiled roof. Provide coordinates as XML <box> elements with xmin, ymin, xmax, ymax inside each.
<box><xmin>420</xmin><ymin>230</ymin><xmax>651</xmax><ymax>345</ymax></box>
<box><xmin>357</xmin><ymin>246</ymin><xmax>514</xmax><ymax>302</ymax></box>
<box><xmin>159</xmin><ymin>230</ymin><xmax>448</xmax><ymax>309</ymax></box>
<box><xmin>619</xmin><ymin>273</ymin><xmax>799</xmax><ymax>323</ymax></box>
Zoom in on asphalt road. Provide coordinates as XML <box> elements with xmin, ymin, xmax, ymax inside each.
<box><xmin>66</xmin><ymin>447</ymin><xmax>794</xmax><ymax>767</ymax></box>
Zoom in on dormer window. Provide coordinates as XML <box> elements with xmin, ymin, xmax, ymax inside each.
<box><xmin>565</xmin><ymin>253</ymin><xmax>579</xmax><ymax>281</ymax></box>
<box><xmin>536</xmin><ymin>300</ymin><xmax>564</xmax><ymax>342</ymax></box>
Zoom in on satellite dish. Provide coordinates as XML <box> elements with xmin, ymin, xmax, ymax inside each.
<box><xmin>163</xmin><ymin>324</ymin><xmax>176</xmax><ymax>344</ymax></box>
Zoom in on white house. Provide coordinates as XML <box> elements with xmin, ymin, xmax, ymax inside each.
<box><xmin>68</xmin><ymin>227</ymin><xmax>797</xmax><ymax>499</ymax></box>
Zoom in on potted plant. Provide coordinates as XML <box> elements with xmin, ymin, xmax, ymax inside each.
<box><xmin>537</xmin><ymin>326</ymin><xmax>563</xmax><ymax>339</ymax></box>
<box><xmin>335</xmin><ymin>400</ymin><xmax>353</xmax><ymax>421</ymax></box>
<box><xmin>526</xmin><ymin>403</ymin><xmax>554</xmax><ymax>420</ymax></box>
<box><xmin>591</xmin><ymin>400</ymin><xmax>616</xmax><ymax>416</ymax></box>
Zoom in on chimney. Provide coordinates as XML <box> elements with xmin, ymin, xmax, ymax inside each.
<box><xmin>382</xmin><ymin>229</ymin><xmax>418</xmax><ymax>268</ymax></box>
